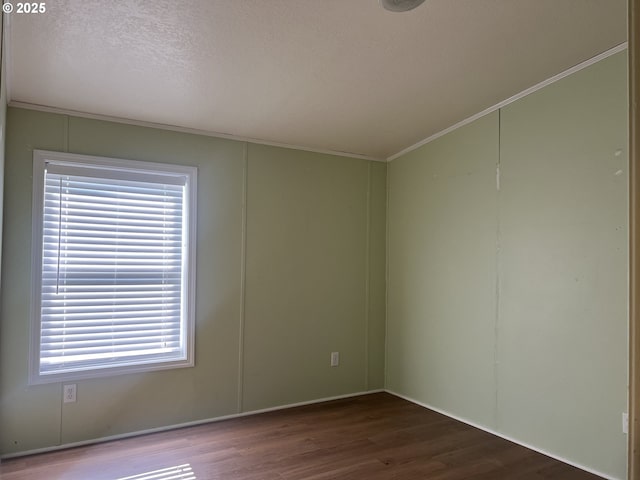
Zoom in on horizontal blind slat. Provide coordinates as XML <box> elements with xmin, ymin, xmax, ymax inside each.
<box><xmin>39</xmin><ymin>165</ymin><xmax>189</xmax><ymax>376</ymax></box>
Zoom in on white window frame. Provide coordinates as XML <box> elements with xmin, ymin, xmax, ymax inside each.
<box><xmin>29</xmin><ymin>150</ymin><xmax>197</xmax><ymax>384</ymax></box>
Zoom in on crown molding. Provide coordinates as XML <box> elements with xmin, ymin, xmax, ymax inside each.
<box><xmin>387</xmin><ymin>42</ymin><xmax>629</xmax><ymax>162</ymax></box>
<box><xmin>7</xmin><ymin>100</ymin><xmax>385</xmax><ymax>163</ymax></box>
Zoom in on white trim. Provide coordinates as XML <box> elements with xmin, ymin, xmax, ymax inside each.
<box><xmin>29</xmin><ymin>150</ymin><xmax>198</xmax><ymax>385</ymax></box>
<box><xmin>0</xmin><ymin>389</ymin><xmax>384</xmax><ymax>460</ymax></box>
<box><xmin>386</xmin><ymin>42</ymin><xmax>629</xmax><ymax>162</ymax></box>
<box><xmin>385</xmin><ymin>390</ymin><xmax>620</xmax><ymax>480</ymax></box>
<box><xmin>6</xmin><ymin>101</ymin><xmax>384</xmax><ymax>163</ymax></box>
<box><xmin>29</xmin><ymin>148</ymin><xmax>46</xmax><ymax>385</ymax></box>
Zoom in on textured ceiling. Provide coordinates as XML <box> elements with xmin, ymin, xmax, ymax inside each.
<box><xmin>7</xmin><ymin>0</ymin><xmax>627</xmax><ymax>160</ymax></box>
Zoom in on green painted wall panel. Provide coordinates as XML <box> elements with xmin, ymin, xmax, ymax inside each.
<box><xmin>60</xmin><ymin>117</ymin><xmax>246</xmax><ymax>443</ymax></box>
<box><xmin>387</xmin><ymin>112</ymin><xmax>499</xmax><ymax>428</ymax></box>
<box><xmin>242</xmin><ymin>144</ymin><xmax>371</xmax><ymax>411</ymax></box>
<box><xmin>0</xmin><ymin>109</ymin><xmax>386</xmax><ymax>455</ymax></box>
<box><xmin>386</xmin><ymin>52</ymin><xmax>628</xmax><ymax>478</ymax></box>
<box><xmin>0</xmin><ymin>109</ymin><xmax>68</xmax><ymax>453</ymax></box>
<box><xmin>498</xmin><ymin>52</ymin><xmax>628</xmax><ymax>478</ymax></box>
<box><xmin>368</xmin><ymin>161</ymin><xmax>387</xmax><ymax>390</ymax></box>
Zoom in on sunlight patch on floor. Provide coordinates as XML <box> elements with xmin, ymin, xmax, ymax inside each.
<box><xmin>116</xmin><ymin>463</ymin><xmax>196</xmax><ymax>480</ymax></box>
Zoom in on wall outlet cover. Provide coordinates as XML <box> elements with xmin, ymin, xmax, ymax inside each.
<box><xmin>330</xmin><ymin>352</ymin><xmax>339</xmax><ymax>367</ymax></box>
<box><xmin>63</xmin><ymin>384</ymin><xmax>77</xmax><ymax>403</ymax></box>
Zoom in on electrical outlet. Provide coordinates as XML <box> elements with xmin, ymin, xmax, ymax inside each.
<box><xmin>623</xmin><ymin>412</ymin><xmax>629</xmax><ymax>434</ymax></box>
<box><xmin>63</xmin><ymin>384</ymin><xmax>76</xmax><ymax>403</ymax></box>
<box><xmin>330</xmin><ymin>351</ymin><xmax>339</xmax><ymax>367</ymax></box>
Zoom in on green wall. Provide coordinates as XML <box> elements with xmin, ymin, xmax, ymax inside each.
<box><xmin>0</xmin><ymin>49</ymin><xmax>628</xmax><ymax>479</ymax></box>
<box><xmin>0</xmin><ymin>108</ymin><xmax>386</xmax><ymax>455</ymax></box>
<box><xmin>387</xmin><ymin>51</ymin><xmax>628</xmax><ymax>478</ymax></box>
<box><xmin>243</xmin><ymin>144</ymin><xmax>387</xmax><ymax>410</ymax></box>
<box><xmin>386</xmin><ymin>111</ymin><xmax>499</xmax><ymax>425</ymax></box>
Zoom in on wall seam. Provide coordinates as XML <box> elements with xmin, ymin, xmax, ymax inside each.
<box><xmin>237</xmin><ymin>142</ymin><xmax>248</xmax><ymax>413</ymax></box>
<box><xmin>58</xmin><ymin>386</ymin><xmax>63</xmax><ymax>446</ymax></box>
<box><xmin>63</xmin><ymin>115</ymin><xmax>69</xmax><ymax>153</ymax></box>
<box><xmin>493</xmin><ymin>109</ymin><xmax>502</xmax><ymax>430</ymax></box>
<box><xmin>364</xmin><ymin>162</ymin><xmax>371</xmax><ymax>390</ymax></box>
<box><xmin>384</xmin><ymin>162</ymin><xmax>390</xmax><ymax>389</ymax></box>
<box><xmin>628</xmin><ymin>0</ymin><xmax>639</xmax><ymax>475</ymax></box>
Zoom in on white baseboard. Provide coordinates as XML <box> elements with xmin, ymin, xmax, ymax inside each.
<box><xmin>0</xmin><ymin>389</ymin><xmax>384</xmax><ymax>460</ymax></box>
<box><xmin>385</xmin><ymin>389</ymin><xmax>620</xmax><ymax>480</ymax></box>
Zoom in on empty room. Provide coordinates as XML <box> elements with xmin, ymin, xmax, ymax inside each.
<box><xmin>0</xmin><ymin>1</ymin><xmax>637</xmax><ymax>479</ymax></box>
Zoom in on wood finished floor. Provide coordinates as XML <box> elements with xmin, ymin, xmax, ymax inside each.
<box><xmin>0</xmin><ymin>393</ymin><xmax>604</xmax><ymax>480</ymax></box>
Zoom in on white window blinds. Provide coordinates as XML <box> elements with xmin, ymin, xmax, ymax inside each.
<box><xmin>31</xmin><ymin>151</ymin><xmax>196</xmax><ymax>382</ymax></box>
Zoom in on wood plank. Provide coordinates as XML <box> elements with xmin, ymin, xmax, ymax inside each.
<box><xmin>0</xmin><ymin>393</ymin><xmax>604</xmax><ymax>480</ymax></box>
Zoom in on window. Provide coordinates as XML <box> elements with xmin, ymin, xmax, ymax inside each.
<box><xmin>30</xmin><ymin>150</ymin><xmax>197</xmax><ymax>384</ymax></box>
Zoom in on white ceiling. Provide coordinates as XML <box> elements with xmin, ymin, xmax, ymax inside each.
<box><xmin>7</xmin><ymin>0</ymin><xmax>627</xmax><ymax>160</ymax></box>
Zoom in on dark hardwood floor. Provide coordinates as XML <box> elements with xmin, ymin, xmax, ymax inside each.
<box><xmin>0</xmin><ymin>393</ymin><xmax>604</xmax><ymax>479</ymax></box>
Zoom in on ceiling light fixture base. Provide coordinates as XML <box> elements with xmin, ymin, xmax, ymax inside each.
<box><xmin>380</xmin><ymin>0</ymin><xmax>426</xmax><ymax>12</ymax></box>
